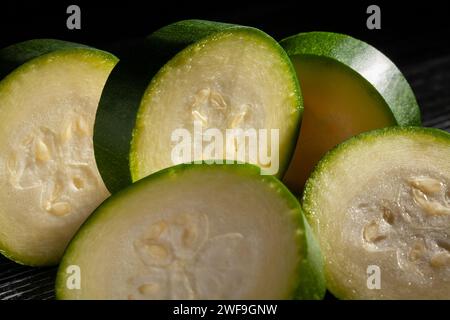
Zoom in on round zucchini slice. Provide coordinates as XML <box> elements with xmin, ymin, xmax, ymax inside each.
<box><xmin>280</xmin><ymin>32</ymin><xmax>421</xmax><ymax>193</ymax></box>
<box><xmin>95</xmin><ymin>20</ymin><xmax>302</xmax><ymax>193</ymax></box>
<box><xmin>56</xmin><ymin>164</ymin><xmax>325</xmax><ymax>300</ymax></box>
<box><xmin>303</xmin><ymin>127</ymin><xmax>450</xmax><ymax>299</ymax></box>
<box><xmin>0</xmin><ymin>40</ymin><xmax>117</xmax><ymax>266</ymax></box>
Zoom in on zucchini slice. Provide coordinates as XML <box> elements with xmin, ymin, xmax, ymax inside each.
<box><xmin>303</xmin><ymin>127</ymin><xmax>450</xmax><ymax>299</ymax></box>
<box><xmin>0</xmin><ymin>40</ymin><xmax>117</xmax><ymax>266</ymax></box>
<box><xmin>95</xmin><ymin>20</ymin><xmax>302</xmax><ymax>193</ymax></box>
<box><xmin>56</xmin><ymin>164</ymin><xmax>325</xmax><ymax>300</ymax></box>
<box><xmin>280</xmin><ymin>32</ymin><xmax>421</xmax><ymax>193</ymax></box>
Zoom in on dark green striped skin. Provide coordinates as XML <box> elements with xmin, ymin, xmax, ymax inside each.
<box><xmin>0</xmin><ymin>39</ymin><xmax>90</xmax><ymax>80</ymax></box>
<box><xmin>280</xmin><ymin>32</ymin><xmax>422</xmax><ymax>127</ymax></box>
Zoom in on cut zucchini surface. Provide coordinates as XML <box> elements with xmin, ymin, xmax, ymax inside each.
<box><xmin>280</xmin><ymin>32</ymin><xmax>421</xmax><ymax>193</ymax></box>
<box><xmin>0</xmin><ymin>40</ymin><xmax>117</xmax><ymax>266</ymax></box>
<box><xmin>56</xmin><ymin>164</ymin><xmax>325</xmax><ymax>300</ymax></box>
<box><xmin>95</xmin><ymin>20</ymin><xmax>302</xmax><ymax>193</ymax></box>
<box><xmin>303</xmin><ymin>127</ymin><xmax>450</xmax><ymax>299</ymax></box>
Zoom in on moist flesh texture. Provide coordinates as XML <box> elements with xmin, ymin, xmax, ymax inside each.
<box><xmin>303</xmin><ymin>128</ymin><xmax>450</xmax><ymax>299</ymax></box>
<box><xmin>93</xmin><ymin>20</ymin><xmax>244</xmax><ymax>194</ymax></box>
<box><xmin>130</xmin><ymin>30</ymin><xmax>301</xmax><ymax>182</ymax></box>
<box><xmin>283</xmin><ymin>55</ymin><xmax>396</xmax><ymax>193</ymax></box>
<box><xmin>57</xmin><ymin>165</ymin><xmax>312</xmax><ymax>300</ymax></box>
<box><xmin>0</xmin><ymin>50</ymin><xmax>116</xmax><ymax>265</ymax></box>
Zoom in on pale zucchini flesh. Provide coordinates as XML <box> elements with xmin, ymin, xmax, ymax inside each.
<box><xmin>0</xmin><ymin>50</ymin><xmax>116</xmax><ymax>265</ymax></box>
<box><xmin>303</xmin><ymin>127</ymin><xmax>450</xmax><ymax>299</ymax></box>
<box><xmin>57</xmin><ymin>164</ymin><xmax>323</xmax><ymax>300</ymax></box>
<box><xmin>130</xmin><ymin>29</ymin><xmax>301</xmax><ymax>181</ymax></box>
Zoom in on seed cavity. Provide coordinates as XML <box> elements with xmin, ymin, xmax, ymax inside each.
<box><xmin>7</xmin><ymin>153</ymin><xmax>18</xmax><ymax>174</ymax></box>
<box><xmin>134</xmin><ymin>240</ymin><xmax>173</xmax><ymax>267</ymax></box>
<box><xmin>171</xmin><ymin>213</ymin><xmax>209</xmax><ymax>254</ymax></box>
<box><xmin>35</xmin><ymin>138</ymin><xmax>51</xmax><ymax>162</ymax></box>
<box><xmin>209</xmin><ymin>91</ymin><xmax>227</xmax><ymax>110</ymax></box>
<box><xmin>8</xmin><ymin>117</ymin><xmax>99</xmax><ymax>218</ymax></box>
<box><xmin>412</xmin><ymin>188</ymin><xmax>450</xmax><ymax>216</ymax></box>
<box><xmin>408</xmin><ymin>176</ymin><xmax>443</xmax><ymax>194</ymax></box>
<box><xmin>382</xmin><ymin>207</ymin><xmax>395</xmax><ymax>225</ymax></box>
<box><xmin>354</xmin><ymin>172</ymin><xmax>450</xmax><ymax>279</ymax></box>
<box><xmin>46</xmin><ymin>201</ymin><xmax>71</xmax><ymax>216</ymax></box>
<box><xmin>363</xmin><ymin>221</ymin><xmax>387</xmax><ymax>243</ymax></box>
<box><xmin>72</xmin><ymin>176</ymin><xmax>84</xmax><ymax>190</ymax></box>
<box><xmin>145</xmin><ymin>244</ymin><xmax>171</xmax><ymax>261</ymax></box>
<box><xmin>192</xmin><ymin>110</ymin><xmax>208</xmax><ymax>126</ymax></box>
<box><xmin>61</xmin><ymin>122</ymin><xmax>72</xmax><ymax>143</ymax></box>
<box><xmin>408</xmin><ymin>240</ymin><xmax>426</xmax><ymax>262</ymax></box>
<box><xmin>430</xmin><ymin>252</ymin><xmax>450</xmax><ymax>268</ymax></box>
<box><xmin>130</xmin><ymin>213</ymin><xmax>249</xmax><ymax>299</ymax></box>
<box><xmin>194</xmin><ymin>88</ymin><xmax>211</xmax><ymax>102</ymax></box>
<box><xmin>49</xmin><ymin>181</ymin><xmax>63</xmax><ymax>202</ymax></box>
<box><xmin>147</xmin><ymin>221</ymin><xmax>168</xmax><ymax>240</ymax></box>
<box><xmin>190</xmin><ymin>88</ymin><xmax>233</xmax><ymax>129</ymax></box>
<box><xmin>230</xmin><ymin>112</ymin><xmax>246</xmax><ymax>128</ymax></box>
<box><xmin>229</xmin><ymin>104</ymin><xmax>250</xmax><ymax>128</ymax></box>
<box><xmin>182</xmin><ymin>226</ymin><xmax>198</xmax><ymax>248</ymax></box>
<box><xmin>22</xmin><ymin>135</ymin><xmax>34</xmax><ymax>146</ymax></box>
<box><xmin>75</xmin><ymin>116</ymin><xmax>89</xmax><ymax>136</ymax></box>
<box><xmin>426</xmin><ymin>202</ymin><xmax>450</xmax><ymax>216</ymax></box>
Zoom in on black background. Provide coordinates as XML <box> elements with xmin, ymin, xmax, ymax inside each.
<box><xmin>0</xmin><ymin>0</ymin><xmax>449</xmax><ymax>301</ymax></box>
<box><xmin>1</xmin><ymin>1</ymin><xmax>450</xmax><ymax>67</ymax></box>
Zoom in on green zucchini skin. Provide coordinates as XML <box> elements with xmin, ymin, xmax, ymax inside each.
<box><xmin>280</xmin><ymin>32</ymin><xmax>421</xmax><ymax>126</ymax></box>
<box><xmin>0</xmin><ymin>39</ymin><xmax>90</xmax><ymax>80</ymax></box>
<box><xmin>94</xmin><ymin>20</ymin><xmax>301</xmax><ymax>194</ymax></box>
